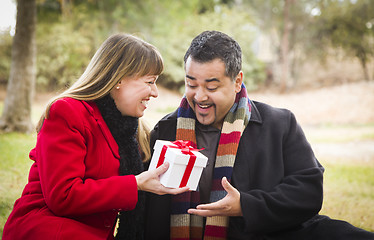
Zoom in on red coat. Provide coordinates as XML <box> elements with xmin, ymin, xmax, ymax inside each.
<box><xmin>3</xmin><ymin>98</ymin><xmax>138</xmax><ymax>240</ymax></box>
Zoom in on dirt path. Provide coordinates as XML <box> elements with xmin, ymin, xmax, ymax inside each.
<box><xmin>2</xmin><ymin>81</ymin><xmax>374</xmax><ymax>163</ymax></box>
<box><xmin>145</xmin><ymin>82</ymin><xmax>374</xmax><ymax>164</ymax></box>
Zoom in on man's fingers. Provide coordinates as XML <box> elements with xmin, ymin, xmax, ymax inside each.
<box><xmin>188</xmin><ymin>208</ymin><xmax>220</xmax><ymax>217</ymax></box>
<box><xmin>196</xmin><ymin>200</ymin><xmax>225</xmax><ymax>210</ymax></box>
<box><xmin>221</xmin><ymin>177</ymin><xmax>234</xmax><ymax>193</ymax></box>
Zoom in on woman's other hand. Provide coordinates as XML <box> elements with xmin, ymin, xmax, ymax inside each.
<box><xmin>135</xmin><ymin>162</ymin><xmax>189</xmax><ymax>195</ymax></box>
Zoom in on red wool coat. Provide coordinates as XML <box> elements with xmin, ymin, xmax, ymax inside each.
<box><xmin>3</xmin><ymin>98</ymin><xmax>138</xmax><ymax>240</ymax></box>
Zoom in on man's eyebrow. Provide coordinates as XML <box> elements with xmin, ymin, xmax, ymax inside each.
<box><xmin>186</xmin><ymin>75</ymin><xmax>220</xmax><ymax>83</ymax></box>
<box><xmin>206</xmin><ymin>78</ymin><xmax>219</xmax><ymax>83</ymax></box>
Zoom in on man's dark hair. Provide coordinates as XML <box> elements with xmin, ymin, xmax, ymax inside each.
<box><xmin>184</xmin><ymin>30</ymin><xmax>242</xmax><ymax>80</ymax></box>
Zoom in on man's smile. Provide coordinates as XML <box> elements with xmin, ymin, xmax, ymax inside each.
<box><xmin>195</xmin><ymin>101</ymin><xmax>214</xmax><ymax>114</ymax></box>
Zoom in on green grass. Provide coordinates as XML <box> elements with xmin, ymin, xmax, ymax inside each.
<box><xmin>319</xmin><ymin>159</ymin><xmax>374</xmax><ymax>232</ymax></box>
<box><xmin>0</xmin><ymin>132</ymin><xmax>35</xmax><ymax>236</ymax></box>
<box><xmin>0</xmin><ymin>132</ymin><xmax>373</xmax><ymax>235</ymax></box>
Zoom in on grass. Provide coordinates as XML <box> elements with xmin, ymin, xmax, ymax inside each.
<box><xmin>0</xmin><ymin>132</ymin><xmax>35</xmax><ymax>236</ymax></box>
<box><xmin>0</xmin><ymin>99</ymin><xmax>373</xmax><ymax>235</ymax></box>
<box><xmin>1</xmin><ymin>132</ymin><xmax>373</xmax><ymax>235</ymax></box>
<box><xmin>319</xmin><ymin>159</ymin><xmax>374</xmax><ymax>231</ymax></box>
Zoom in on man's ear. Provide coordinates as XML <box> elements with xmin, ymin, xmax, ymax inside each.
<box><xmin>235</xmin><ymin>71</ymin><xmax>243</xmax><ymax>93</ymax></box>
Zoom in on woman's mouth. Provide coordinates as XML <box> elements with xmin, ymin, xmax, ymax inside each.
<box><xmin>141</xmin><ymin>100</ymin><xmax>149</xmax><ymax>108</ymax></box>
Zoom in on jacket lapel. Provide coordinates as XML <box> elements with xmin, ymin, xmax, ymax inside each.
<box><xmin>82</xmin><ymin>100</ymin><xmax>120</xmax><ymax>159</ymax></box>
<box><xmin>248</xmin><ymin>100</ymin><xmax>262</xmax><ymax>124</ymax></box>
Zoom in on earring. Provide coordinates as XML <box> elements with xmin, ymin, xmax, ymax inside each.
<box><xmin>116</xmin><ymin>86</ymin><xmax>120</xmax><ymax>89</ymax></box>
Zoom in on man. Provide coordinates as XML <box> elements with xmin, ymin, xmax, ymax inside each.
<box><xmin>144</xmin><ymin>30</ymin><xmax>374</xmax><ymax>240</ymax></box>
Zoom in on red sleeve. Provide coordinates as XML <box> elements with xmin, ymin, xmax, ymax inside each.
<box><xmin>37</xmin><ymin>99</ymin><xmax>138</xmax><ymax>217</ymax></box>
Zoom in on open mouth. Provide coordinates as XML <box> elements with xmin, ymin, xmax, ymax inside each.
<box><xmin>197</xmin><ymin>103</ymin><xmax>212</xmax><ymax>109</ymax></box>
<box><xmin>195</xmin><ymin>102</ymin><xmax>214</xmax><ymax>113</ymax></box>
<box><xmin>141</xmin><ymin>100</ymin><xmax>149</xmax><ymax>108</ymax></box>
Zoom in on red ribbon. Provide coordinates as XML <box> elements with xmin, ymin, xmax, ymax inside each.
<box><xmin>156</xmin><ymin>140</ymin><xmax>203</xmax><ymax>188</ymax></box>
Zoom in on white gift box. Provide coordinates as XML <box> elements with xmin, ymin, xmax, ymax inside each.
<box><xmin>148</xmin><ymin>140</ymin><xmax>208</xmax><ymax>191</ymax></box>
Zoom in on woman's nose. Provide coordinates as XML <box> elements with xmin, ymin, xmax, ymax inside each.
<box><xmin>150</xmin><ymin>84</ymin><xmax>158</xmax><ymax>98</ymax></box>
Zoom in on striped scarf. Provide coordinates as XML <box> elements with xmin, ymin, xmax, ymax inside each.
<box><xmin>171</xmin><ymin>83</ymin><xmax>251</xmax><ymax>240</ymax></box>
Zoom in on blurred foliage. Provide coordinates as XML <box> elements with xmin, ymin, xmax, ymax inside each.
<box><xmin>0</xmin><ymin>0</ymin><xmax>373</xmax><ymax>92</ymax></box>
<box><xmin>311</xmin><ymin>0</ymin><xmax>374</xmax><ymax>80</ymax></box>
<box><xmin>36</xmin><ymin>22</ymin><xmax>93</xmax><ymax>90</ymax></box>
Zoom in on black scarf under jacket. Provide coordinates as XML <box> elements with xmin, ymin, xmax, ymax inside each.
<box><xmin>95</xmin><ymin>95</ymin><xmax>145</xmax><ymax>240</ymax></box>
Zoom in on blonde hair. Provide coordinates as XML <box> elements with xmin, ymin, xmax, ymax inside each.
<box><xmin>36</xmin><ymin>33</ymin><xmax>163</xmax><ymax>162</ymax></box>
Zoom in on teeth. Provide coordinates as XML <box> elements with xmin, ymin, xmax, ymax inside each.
<box><xmin>198</xmin><ymin>104</ymin><xmax>210</xmax><ymax>109</ymax></box>
<box><xmin>141</xmin><ymin>100</ymin><xmax>149</xmax><ymax>107</ymax></box>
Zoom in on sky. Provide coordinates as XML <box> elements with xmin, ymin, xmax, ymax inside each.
<box><xmin>0</xmin><ymin>0</ymin><xmax>16</xmax><ymax>35</ymax></box>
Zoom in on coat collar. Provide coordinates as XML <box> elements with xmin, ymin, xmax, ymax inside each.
<box><xmin>248</xmin><ymin>100</ymin><xmax>262</xmax><ymax>124</ymax></box>
<box><xmin>81</xmin><ymin>100</ymin><xmax>120</xmax><ymax>159</ymax></box>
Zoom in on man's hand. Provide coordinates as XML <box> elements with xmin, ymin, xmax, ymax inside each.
<box><xmin>187</xmin><ymin>177</ymin><xmax>242</xmax><ymax>217</ymax></box>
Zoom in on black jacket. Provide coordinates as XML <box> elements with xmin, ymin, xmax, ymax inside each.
<box><xmin>144</xmin><ymin>101</ymin><xmax>371</xmax><ymax>239</ymax></box>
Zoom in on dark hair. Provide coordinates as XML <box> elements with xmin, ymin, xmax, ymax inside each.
<box><xmin>184</xmin><ymin>30</ymin><xmax>242</xmax><ymax>80</ymax></box>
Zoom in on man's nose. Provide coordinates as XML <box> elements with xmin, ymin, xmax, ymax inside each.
<box><xmin>194</xmin><ymin>88</ymin><xmax>208</xmax><ymax>102</ymax></box>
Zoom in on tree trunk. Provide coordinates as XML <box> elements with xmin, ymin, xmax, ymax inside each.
<box><xmin>280</xmin><ymin>0</ymin><xmax>292</xmax><ymax>93</ymax></box>
<box><xmin>0</xmin><ymin>0</ymin><xmax>37</xmax><ymax>133</ymax></box>
<box><xmin>357</xmin><ymin>51</ymin><xmax>370</xmax><ymax>81</ymax></box>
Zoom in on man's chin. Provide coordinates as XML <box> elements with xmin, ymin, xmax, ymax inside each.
<box><xmin>196</xmin><ymin>116</ymin><xmax>214</xmax><ymax>126</ymax></box>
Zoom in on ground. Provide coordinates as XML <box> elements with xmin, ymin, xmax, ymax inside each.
<box><xmin>142</xmin><ymin>81</ymin><xmax>374</xmax><ymax>163</ymax></box>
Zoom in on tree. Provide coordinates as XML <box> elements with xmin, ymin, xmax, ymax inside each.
<box><xmin>245</xmin><ymin>0</ymin><xmax>316</xmax><ymax>90</ymax></box>
<box><xmin>312</xmin><ymin>0</ymin><xmax>374</xmax><ymax>81</ymax></box>
<box><xmin>279</xmin><ymin>0</ymin><xmax>292</xmax><ymax>92</ymax></box>
<box><xmin>0</xmin><ymin>0</ymin><xmax>37</xmax><ymax>132</ymax></box>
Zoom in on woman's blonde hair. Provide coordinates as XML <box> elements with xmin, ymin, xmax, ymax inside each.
<box><xmin>36</xmin><ymin>33</ymin><xmax>163</xmax><ymax>162</ymax></box>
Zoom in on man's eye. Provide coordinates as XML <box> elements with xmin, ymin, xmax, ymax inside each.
<box><xmin>207</xmin><ymin>86</ymin><xmax>218</xmax><ymax>91</ymax></box>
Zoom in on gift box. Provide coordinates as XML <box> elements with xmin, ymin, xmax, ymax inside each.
<box><xmin>148</xmin><ymin>140</ymin><xmax>208</xmax><ymax>191</ymax></box>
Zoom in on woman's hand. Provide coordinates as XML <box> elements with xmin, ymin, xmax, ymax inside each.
<box><xmin>135</xmin><ymin>162</ymin><xmax>189</xmax><ymax>195</ymax></box>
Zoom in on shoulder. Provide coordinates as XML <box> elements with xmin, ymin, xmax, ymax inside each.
<box><xmin>50</xmin><ymin>97</ymin><xmax>86</xmax><ymax>114</ymax></box>
<box><xmin>153</xmin><ymin>110</ymin><xmax>178</xmax><ymax>130</ymax></box>
<box><xmin>159</xmin><ymin>110</ymin><xmax>178</xmax><ymax>122</ymax></box>
<box><xmin>247</xmin><ymin>100</ymin><xmax>299</xmax><ymax>138</ymax></box>
<box><xmin>47</xmin><ymin>98</ymin><xmax>92</xmax><ymax>130</ymax></box>
<box><xmin>252</xmin><ymin>100</ymin><xmax>292</xmax><ymax>119</ymax></box>
<box><xmin>150</xmin><ymin>110</ymin><xmax>178</xmax><ymax>145</ymax></box>
<box><xmin>250</xmin><ymin>100</ymin><xmax>294</xmax><ymax>125</ymax></box>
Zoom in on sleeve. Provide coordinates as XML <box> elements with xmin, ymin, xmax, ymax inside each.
<box><xmin>239</xmin><ymin>111</ymin><xmax>324</xmax><ymax>234</ymax></box>
<box><xmin>37</xmin><ymin>99</ymin><xmax>138</xmax><ymax>217</ymax></box>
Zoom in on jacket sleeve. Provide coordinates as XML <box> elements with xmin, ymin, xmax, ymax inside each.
<box><xmin>36</xmin><ymin>99</ymin><xmax>138</xmax><ymax>217</ymax></box>
<box><xmin>238</xmin><ymin>110</ymin><xmax>324</xmax><ymax>234</ymax></box>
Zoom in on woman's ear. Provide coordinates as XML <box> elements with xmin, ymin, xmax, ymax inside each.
<box><xmin>116</xmin><ymin>81</ymin><xmax>122</xmax><ymax>89</ymax></box>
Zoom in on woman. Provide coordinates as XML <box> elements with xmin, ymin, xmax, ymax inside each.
<box><xmin>2</xmin><ymin>33</ymin><xmax>188</xmax><ymax>240</ymax></box>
